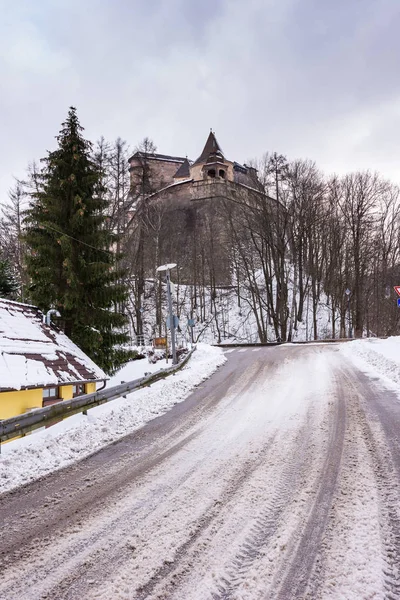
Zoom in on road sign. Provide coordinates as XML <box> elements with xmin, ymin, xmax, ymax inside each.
<box><xmin>397</xmin><ymin>298</ymin><xmax>400</xmax><ymax>308</ymax></box>
<box><xmin>187</xmin><ymin>318</ymin><xmax>195</xmax><ymax>327</ymax></box>
<box><xmin>394</xmin><ymin>286</ymin><xmax>400</xmax><ymax>297</ymax></box>
<box><xmin>153</xmin><ymin>337</ymin><xmax>167</xmax><ymax>348</ymax></box>
<box><xmin>166</xmin><ymin>315</ymin><xmax>179</xmax><ymax>329</ymax></box>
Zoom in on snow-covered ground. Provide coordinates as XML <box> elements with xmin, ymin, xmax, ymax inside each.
<box><xmin>3</xmin><ymin>343</ymin><xmax>400</xmax><ymax>599</ymax></box>
<box><xmin>340</xmin><ymin>336</ymin><xmax>400</xmax><ymax>392</ymax></box>
<box><xmin>0</xmin><ymin>344</ymin><xmax>226</xmax><ymax>495</ymax></box>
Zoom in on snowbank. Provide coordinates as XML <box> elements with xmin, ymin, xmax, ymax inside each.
<box><xmin>0</xmin><ymin>344</ymin><xmax>226</xmax><ymax>495</ymax></box>
<box><xmin>106</xmin><ymin>354</ymin><xmax>170</xmax><ymax>386</ymax></box>
<box><xmin>340</xmin><ymin>337</ymin><xmax>400</xmax><ymax>390</ymax></box>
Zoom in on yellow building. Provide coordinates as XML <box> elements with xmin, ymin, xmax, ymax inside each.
<box><xmin>0</xmin><ymin>299</ymin><xmax>106</xmax><ymax>420</ymax></box>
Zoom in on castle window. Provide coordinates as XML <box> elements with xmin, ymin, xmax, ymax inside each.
<box><xmin>208</xmin><ymin>169</ymin><xmax>216</xmax><ymax>178</ymax></box>
<box><xmin>219</xmin><ymin>169</ymin><xmax>225</xmax><ymax>178</ymax></box>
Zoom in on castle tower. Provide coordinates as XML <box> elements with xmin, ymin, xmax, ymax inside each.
<box><xmin>190</xmin><ymin>131</ymin><xmax>233</xmax><ymax>182</ymax></box>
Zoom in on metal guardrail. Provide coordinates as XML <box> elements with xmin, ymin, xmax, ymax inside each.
<box><xmin>0</xmin><ymin>348</ymin><xmax>195</xmax><ymax>445</ymax></box>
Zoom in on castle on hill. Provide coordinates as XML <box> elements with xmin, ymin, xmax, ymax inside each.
<box><xmin>127</xmin><ymin>132</ymin><xmax>265</xmax><ymax>287</ymax></box>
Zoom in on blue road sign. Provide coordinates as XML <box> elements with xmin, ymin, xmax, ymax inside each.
<box><xmin>397</xmin><ymin>298</ymin><xmax>400</xmax><ymax>307</ymax></box>
<box><xmin>188</xmin><ymin>318</ymin><xmax>195</xmax><ymax>327</ymax></box>
<box><xmin>166</xmin><ymin>315</ymin><xmax>179</xmax><ymax>329</ymax></box>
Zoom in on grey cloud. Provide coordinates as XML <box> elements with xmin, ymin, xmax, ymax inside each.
<box><xmin>1</xmin><ymin>0</ymin><xmax>400</xmax><ymax>205</ymax></box>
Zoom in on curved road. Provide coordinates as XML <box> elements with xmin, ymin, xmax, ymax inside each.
<box><xmin>1</xmin><ymin>345</ymin><xmax>400</xmax><ymax>599</ymax></box>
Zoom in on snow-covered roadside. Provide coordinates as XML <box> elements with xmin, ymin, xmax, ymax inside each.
<box><xmin>0</xmin><ymin>344</ymin><xmax>226</xmax><ymax>495</ymax></box>
<box><xmin>106</xmin><ymin>353</ymin><xmax>171</xmax><ymax>385</ymax></box>
<box><xmin>340</xmin><ymin>337</ymin><xmax>400</xmax><ymax>392</ymax></box>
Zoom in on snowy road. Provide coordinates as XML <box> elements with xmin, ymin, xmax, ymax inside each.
<box><xmin>1</xmin><ymin>344</ymin><xmax>400</xmax><ymax>599</ymax></box>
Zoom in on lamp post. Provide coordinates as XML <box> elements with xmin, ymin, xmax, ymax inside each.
<box><xmin>157</xmin><ymin>263</ymin><xmax>177</xmax><ymax>365</ymax></box>
<box><xmin>345</xmin><ymin>288</ymin><xmax>352</xmax><ymax>338</ymax></box>
<box><xmin>43</xmin><ymin>309</ymin><xmax>61</xmax><ymax>326</ymax></box>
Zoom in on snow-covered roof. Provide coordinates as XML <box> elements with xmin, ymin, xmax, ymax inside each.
<box><xmin>0</xmin><ymin>299</ymin><xmax>106</xmax><ymax>392</ymax></box>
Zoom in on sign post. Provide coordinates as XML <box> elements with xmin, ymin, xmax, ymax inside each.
<box><xmin>157</xmin><ymin>263</ymin><xmax>178</xmax><ymax>365</ymax></box>
<box><xmin>187</xmin><ymin>318</ymin><xmax>195</xmax><ymax>344</ymax></box>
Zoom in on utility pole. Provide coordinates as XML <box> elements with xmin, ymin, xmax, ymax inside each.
<box><xmin>345</xmin><ymin>288</ymin><xmax>352</xmax><ymax>338</ymax></box>
<box><xmin>157</xmin><ymin>263</ymin><xmax>177</xmax><ymax>365</ymax></box>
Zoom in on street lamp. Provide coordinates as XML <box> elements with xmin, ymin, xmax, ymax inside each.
<box><xmin>157</xmin><ymin>263</ymin><xmax>178</xmax><ymax>365</ymax></box>
<box><xmin>345</xmin><ymin>288</ymin><xmax>352</xmax><ymax>338</ymax></box>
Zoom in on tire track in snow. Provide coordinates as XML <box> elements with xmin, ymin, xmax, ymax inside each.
<box><xmin>272</xmin><ymin>373</ymin><xmax>346</xmax><ymax>600</ymax></box>
<box><xmin>3</xmin><ymin>357</ymin><xmax>273</xmax><ymax>600</ymax></box>
<box><xmin>210</xmin><ymin>452</ymin><xmax>306</xmax><ymax>600</ymax></box>
<box><xmin>0</xmin><ymin>356</ymin><xmax>265</xmax><ymax>560</ymax></box>
<box><xmin>134</xmin><ymin>354</ymin><xmax>331</xmax><ymax>600</ymax></box>
<box><xmin>50</xmin><ymin>431</ymin><xmax>278</xmax><ymax>600</ymax></box>
<box><xmin>206</xmin><ymin>378</ymin><xmax>344</xmax><ymax>600</ymax></box>
<box><xmin>1</xmin><ymin>346</ymin><xmax>355</xmax><ymax>600</ymax></box>
<box><xmin>0</xmin><ymin>432</ymin><xmax>205</xmax><ymax>598</ymax></box>
<box><xmin>348</xmin><ymin>373</ymin><xmax>400</xmax><ymax>600</ymax></box>
<box><xmin>315</xmin><ymin>365</ymin><xmax>400</xmax><ymax>600</ymax></box>
<box><xmin>124</xmin><ymin>432</ymin><xmax>280</xmax><ymax>600</ymax></box>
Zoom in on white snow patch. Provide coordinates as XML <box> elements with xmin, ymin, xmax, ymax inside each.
<box><xmin>106</xmin><ymin>356</ymin><xmax>170</xmax><ymax>386</ymax></box>
<box><xmin>340</xmin><ymin>336</ymin><xmax>400</xmax><ymax>393</ymax></box>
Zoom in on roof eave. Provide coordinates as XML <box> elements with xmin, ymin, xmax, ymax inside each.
<box><xmin>0</xmin><ymin>377</ymin><xmax>108</xmax><ymax>394</ymax></box>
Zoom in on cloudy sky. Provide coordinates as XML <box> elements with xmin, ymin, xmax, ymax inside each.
<box><xmin>1</xmin><ymin>0</ymin><xmax>400</xmax><ymax>201</ymax></box>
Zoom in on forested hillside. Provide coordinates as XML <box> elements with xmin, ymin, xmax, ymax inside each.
<box><xmin>125</xmin><ymin>151</ymin><xmax>400</xmax><ymax>342</ymax></box>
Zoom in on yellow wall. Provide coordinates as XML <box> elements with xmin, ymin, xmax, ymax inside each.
<box><xmin>60</xmin><ymin>385</ymin><xmax>73</xmax><ymax>400</ymax></box>
<box><xmin>86</xmin><ymin>382</ymin><xmax>96</xmax><ymax>394</ymax></box>
<box><xmin>0</xmin><ymin>388</ymin><xmax>43</xmax><ymax>420</ymax></box>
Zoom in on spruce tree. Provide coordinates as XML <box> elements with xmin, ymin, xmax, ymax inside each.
<box><xmin>24</xmin><ymin>107</ymin><xmax>133</xmax><ymax>373</ymax></box>
<box><xmin>0</xmin><ymin>258</ymin><xmax>18</xmax><ymax>299</ymax></box>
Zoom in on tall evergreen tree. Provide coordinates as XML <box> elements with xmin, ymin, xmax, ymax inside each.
<box><xmin>0</xmin><ymin>179</ymin><xmax>28</xmax><ymax>300</ymax></box>
<box><xmin>24</xmin><ymin>107</ymin><xmax>133</xmax><ymax>373</ymax></box>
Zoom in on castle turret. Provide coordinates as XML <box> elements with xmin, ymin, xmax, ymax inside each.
<box><xmin>190</xmin><ymin>131</ymin><xmax>232</xmax><ymax>181</ymax></box>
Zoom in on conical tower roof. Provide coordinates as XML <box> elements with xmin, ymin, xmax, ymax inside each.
<box><xmin>193</xmin><ymin>131</ymin><xmax>224</xmax><ymax>165</ymax></box>
<box><xmin>174</xmin><ymin>158</ymin><xmax>191</xmax><ymax>179</ymax></box>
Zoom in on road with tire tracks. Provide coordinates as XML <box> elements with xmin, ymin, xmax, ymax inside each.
<box><xmin>1</xmin><ymin>344</ymin><xmax>400</xmax><ymax>599</ymax></box>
